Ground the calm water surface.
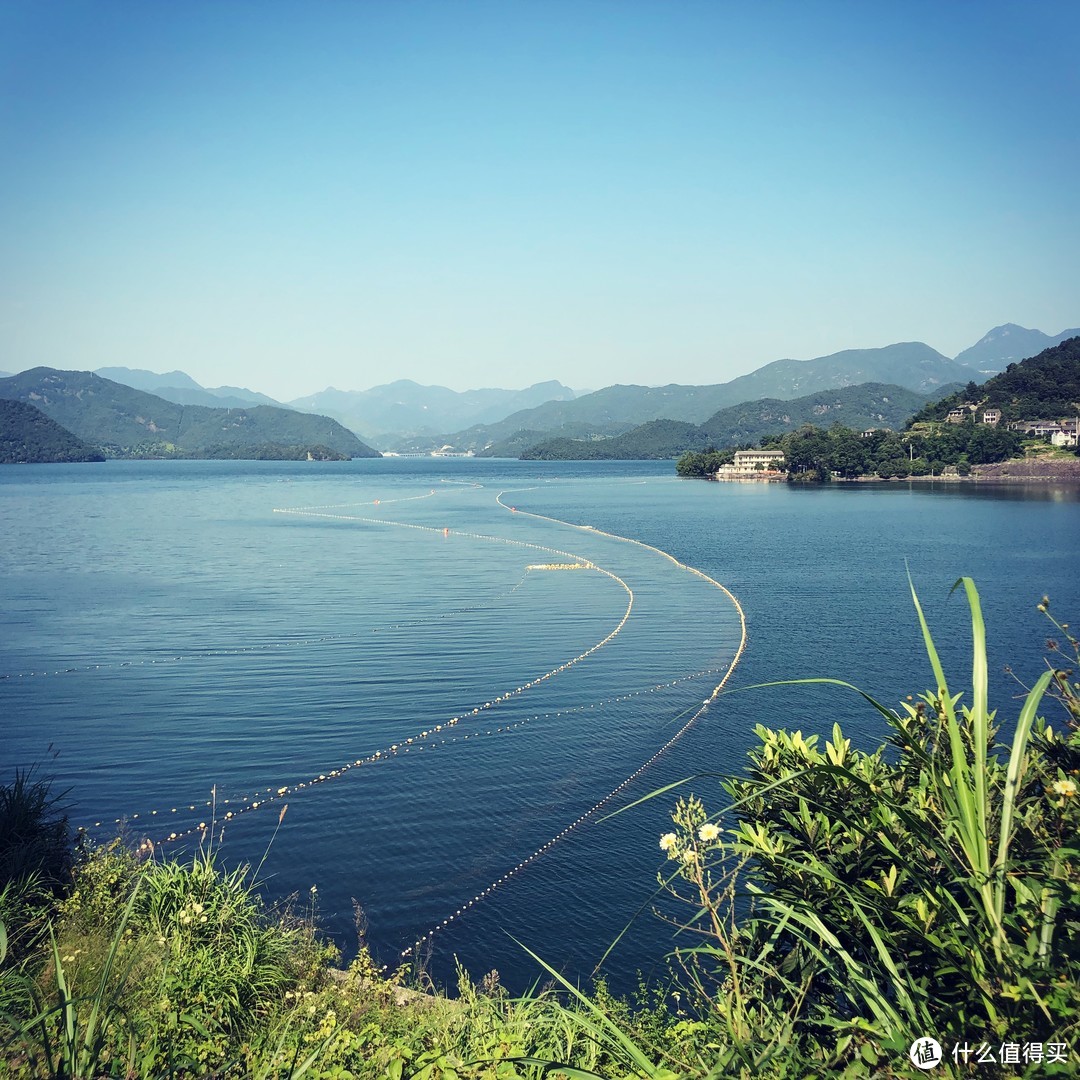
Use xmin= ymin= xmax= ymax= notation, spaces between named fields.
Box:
xmin=2 ymin=459 xmax=1077 ymax=992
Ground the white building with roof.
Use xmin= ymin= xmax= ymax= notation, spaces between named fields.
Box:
xmin=716 ymin=448 xmax=786 ymax=480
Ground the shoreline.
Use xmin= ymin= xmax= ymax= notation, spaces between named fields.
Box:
xmin=823 ymin=458 xmax=1080 ymax=484
xmin=968 ymin=458 xmax=1080 ymax=483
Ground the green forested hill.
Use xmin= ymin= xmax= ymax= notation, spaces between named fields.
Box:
xmin=519 ymin=420 xmax=702 ymax=460
xmin=697 ymin=382 xmax=933 ymax=444
xmin=909 ymin=336 xmax=1080 ymax=423
xmin=520 ymin=383 xmax=936 ymax=459
xmin=478 ymin=422 xmax=634 ymax=458
xmin=0 ymin=399 xmax=106 ymax=463
xmin=0 ymin=368 xmax=380 ymax=458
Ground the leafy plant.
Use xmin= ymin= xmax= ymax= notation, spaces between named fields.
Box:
xmin=637 ymin=579 xmax=1080 ymax=1076
xmin=4 ymin=885 xmax=143 ymax=1079
xmin=128 ymin=849 xmax=300 ymax=1072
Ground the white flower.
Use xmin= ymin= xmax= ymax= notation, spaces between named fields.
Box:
xmin=659 ymin=832 xmax=677 ymax=852
xmin=698 ymin=822 xmax=721 ymax=843
xmin=1051 ymin=778 xmax=1078 ymax=797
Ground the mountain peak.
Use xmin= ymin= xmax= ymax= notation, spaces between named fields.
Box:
xmin=95 ymin=366 xmax=204 ymax=392
xmin=955 ymin=324 xmax=1080 ymax=374
xmin=976 ymin=323 xmax=1032 ymax=342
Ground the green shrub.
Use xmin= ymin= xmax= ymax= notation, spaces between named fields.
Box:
xmin=651 ymin=580 xmax=1080 ymax=1076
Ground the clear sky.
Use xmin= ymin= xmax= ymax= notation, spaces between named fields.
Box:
xmin=1 ymin=1 xmax=1077 ymax=401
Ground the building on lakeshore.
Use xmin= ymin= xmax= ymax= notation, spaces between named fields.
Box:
xmin=716 ymin=448 xmax=786 ymax=481
xmin=1051 ymin=422 xmax=1079 ymax=448
xmin=1003 ymin=418 xmax=1080 ymax=446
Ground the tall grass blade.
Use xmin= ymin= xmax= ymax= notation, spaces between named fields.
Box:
xmin=995 ymin=669 xmax=1054 ymax=930
xmin=509 ymin=936 xmax=666 ymax=1077
xmin=957 ymin=577 xmax=991 ymax=881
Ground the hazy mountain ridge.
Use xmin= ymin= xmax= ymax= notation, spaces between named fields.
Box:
xmin=141 ymin=385 xmax=286 ymax=410
xmin=420 ymin=343 xmax=980 ymax=453
xmin=406 ymin=384 xmax=713 ymax=454
xmin=515 ymin=383 xmax=937 ymax=460
xmin=96 ymin=367 xmax=285 ymax=410
xmin=716 ymin=342 xmax=974 ymax=401
xmin=0 ymin=369 xmax=379 ymax=458
xmin=953 ymin=324 xmax=1080 ymax=374
xmin=94 ymin=366 xmax=205 ymax=392
xmin=290 ymin=379 xmax=576 ymax=442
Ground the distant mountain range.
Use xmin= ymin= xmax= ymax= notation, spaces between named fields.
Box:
xmin=417 ymin=342 xmax=976 ymax=455
xmin=288 ymin=379 xmax=577 ymax=440
xmin=514 ymin=383 xmax=939 ymax=460
xmin=2 ymin=322 xmax=1074 ymax=455
xmin=0 ymin=369 xmax=379 ymax=459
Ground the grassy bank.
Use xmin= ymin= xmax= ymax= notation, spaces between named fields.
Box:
xmin=2 ymin=582 xmax=1078 ymax=1077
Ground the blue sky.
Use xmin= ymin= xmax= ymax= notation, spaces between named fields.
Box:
xmin=1 ymin=1 xmax=1077 ymax=400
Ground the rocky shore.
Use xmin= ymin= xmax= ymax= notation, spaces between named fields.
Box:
xmin=971 ymin=458 xmax=1080 ymax=483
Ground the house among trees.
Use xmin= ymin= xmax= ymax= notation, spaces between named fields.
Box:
xmin=982 ymin=408 xmax=1001 ymax=426
xmin=716 ymin=448 xmax=786 ymax=480
xmin=1050 ymin=418 xmax=1079 ymax=448
xmin=1010 ymin=419 xmax=1067 ymax=437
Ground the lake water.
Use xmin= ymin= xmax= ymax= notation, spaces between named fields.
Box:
xmin=2 ymin=459 xmax=1078 ymax=993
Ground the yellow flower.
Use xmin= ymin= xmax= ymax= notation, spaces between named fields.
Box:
xmin=659 ymin=832 xmax=677 ymax=852
xmin=698 ymin=822 xmax=721 ymax=843
xmin=1051 ymin=778 xmax=1078 ymax=797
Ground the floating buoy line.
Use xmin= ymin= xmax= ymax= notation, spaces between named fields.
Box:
xmin=394 ymin=490 xmax=747 ymax=964
xmin=91 ymin=664 xmax=729 ymax=849
xmin=84 ymin=494 xmax=636 ymax=842
xmin=69 ymin=480 xmax=747 ymax=976
xmin=278 ymin=489 xmax=443 ymax=512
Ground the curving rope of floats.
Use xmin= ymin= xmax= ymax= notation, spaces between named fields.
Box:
xmin=95 ymin=499 xmax=636 ymax=845
xmin=97 ymin=664 xmax=728 ymax=848
xmin=279 ymin=489 xmax=442 ymax=511
xmin=396 ymin=487 xmax=748 ymax=961
xmin=67 ymin=479 xmax=747 ymax=975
